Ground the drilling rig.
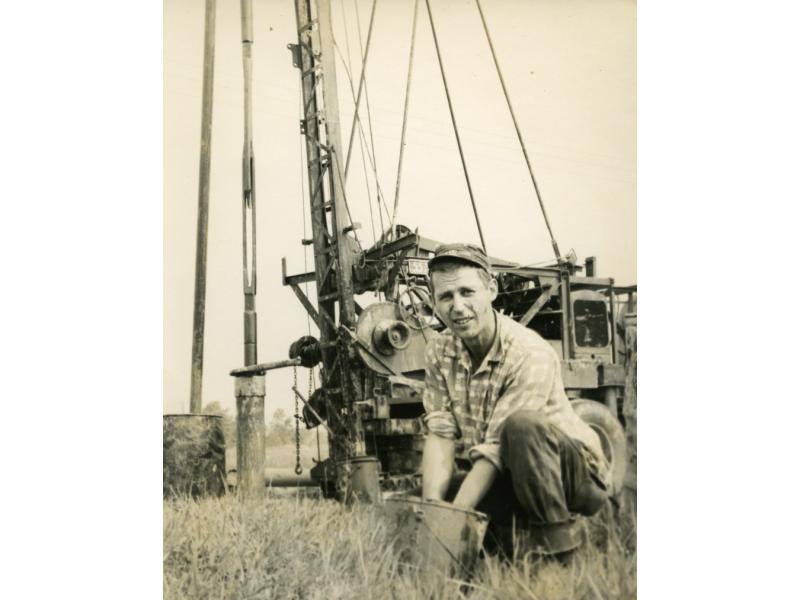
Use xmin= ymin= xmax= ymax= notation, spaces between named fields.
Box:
xmin=269 ymin=0 xmax=636 ymax=499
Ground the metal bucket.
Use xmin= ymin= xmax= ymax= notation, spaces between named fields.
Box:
xmin=163 ymin=414 xmax=226 ymax=499
xmin=383 ymin=497 xmax=489 ymax=579
xmin=336 ymin=455 xmax=382 ymax=504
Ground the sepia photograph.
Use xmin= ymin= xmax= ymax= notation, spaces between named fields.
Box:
xmin=164 ymin=0 xmax=635 ymax=596
xmin=6 ymin=2 xmax=800 ymax=598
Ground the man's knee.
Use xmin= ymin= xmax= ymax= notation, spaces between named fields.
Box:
xmin=502 ymin=410 xmax=550 ymax=442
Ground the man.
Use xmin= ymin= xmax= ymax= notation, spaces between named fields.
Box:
xmin=420 ymin=243 xmax=610 ymax=554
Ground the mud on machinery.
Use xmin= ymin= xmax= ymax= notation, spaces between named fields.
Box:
xmin=280 ymin=226 xmax=636 ymax=499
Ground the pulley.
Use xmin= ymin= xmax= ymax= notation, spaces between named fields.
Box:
xmin=372 ymin=319 xmax=411 ymax=356
xmin=288 ymin=335 xmax=322 ymax=368
xmin=355 ymin=302 xmax=431 ymax=375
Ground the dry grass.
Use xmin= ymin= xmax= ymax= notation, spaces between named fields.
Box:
xmin=163 ymin=490 xmax=636 ymax=599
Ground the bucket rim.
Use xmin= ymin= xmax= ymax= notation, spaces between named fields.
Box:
xmin=385 ymin=496 xmax=489 ymax=520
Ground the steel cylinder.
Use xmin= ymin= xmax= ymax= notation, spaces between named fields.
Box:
xmin=235 ymin=375 xmax=266 ymax=495
xmin=163 ymin=414 xmax=226 ymax=499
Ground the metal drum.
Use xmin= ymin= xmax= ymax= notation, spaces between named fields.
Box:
xmin=336 ymin=456 xmax=382 ymax=504
xmin=383 ymin=497 xmax=489 ymax=579
xmin=163 ymin=414 xmax=226 ymax=499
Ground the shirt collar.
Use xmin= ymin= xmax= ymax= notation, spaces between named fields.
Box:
xmin=485 ymin=312 xmax=505 ymax=365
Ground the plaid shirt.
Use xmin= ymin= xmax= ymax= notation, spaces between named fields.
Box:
xmin=422 ymin=312 xmax=610 ymax=482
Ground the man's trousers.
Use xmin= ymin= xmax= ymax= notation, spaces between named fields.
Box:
xmin=446 ymin=410 xmax=609 ymax=553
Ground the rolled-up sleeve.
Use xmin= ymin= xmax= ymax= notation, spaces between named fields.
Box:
xmin=468 ymin=348 xmax=555 ymax=470
xmin=422 ymin=341 xmax=459 ymax=439
xmin=468 ymin=442 xmax=502 ymax=470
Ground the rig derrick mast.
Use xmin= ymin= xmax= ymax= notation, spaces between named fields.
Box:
xmin=289 ymin=0 xmax=363 ymax=485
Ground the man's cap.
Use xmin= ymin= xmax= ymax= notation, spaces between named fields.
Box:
xmin=428 ymin=243 xmax=492 ymax=273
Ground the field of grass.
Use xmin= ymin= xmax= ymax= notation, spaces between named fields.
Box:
xmin=163 ymin=489 xmax=636 ymax=599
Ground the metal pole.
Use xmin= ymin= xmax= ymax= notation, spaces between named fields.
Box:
xmin=292 ymin=0 xmax=346 ymax=467
xmin=235 ymin=375 xmax=266 ymax=495
xmin=230 ymin=357 xmax=302 ymax=377
xmin=317 ymin=0 xmax=363 ymax=462
xmin=189 ymin=0 xmax=217 ymax=414
xmin=317 ymin=0 xmax=357 ymax=328
xmin=240 ymin=0 xmax=258 ymax=366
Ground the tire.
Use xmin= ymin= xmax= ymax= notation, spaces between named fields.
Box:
xmin=571 ymin=399 xmax=627 ymax=497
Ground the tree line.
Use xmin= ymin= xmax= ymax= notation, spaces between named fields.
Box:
xmin=203 ymin=401 xmax=318 ymax=447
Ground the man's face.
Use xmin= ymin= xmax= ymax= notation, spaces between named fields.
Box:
xmin=430 ymin=265 xmax=498 ymax=343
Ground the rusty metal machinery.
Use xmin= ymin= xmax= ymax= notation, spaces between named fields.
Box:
xmin=354 ymin=302 xmax=429 ymax=375
xmin=274 ymin=0 xmax=637 ymax=498
xmin=281 ymin=226 xmax=635 ymax=496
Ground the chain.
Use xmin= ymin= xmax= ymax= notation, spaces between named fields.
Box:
xmin=309 ymin=367 xmax=322 ymax=463
xmin=293 ymin=366 xmax=302 ymax=475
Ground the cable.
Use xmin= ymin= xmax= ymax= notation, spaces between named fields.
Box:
xmin=474 ymin=0 xmax=561 ymax=260
xmin=332 ymin=40 xmax=393 ymax=229
xmin=332 ymin=22 xmax=392 ymax=228
xmin=423 ymin=0 xmax=487 ymax=253
xmin=334 ymin=39 xmax=380 ymax=244
xmin=338 ymin=1 xmax=378 ymax=245
xmin=389 ymin=0 xmax=420 ymax=239
xmin=330 ymin=147 xmax=363 ymax=250
xmin=343 ymin=0 xmax=378 ymax=181
xmin=352 ymin=0 xmax=386 ymax=237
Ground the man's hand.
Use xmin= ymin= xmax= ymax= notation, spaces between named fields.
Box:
xmin=421 ymin=434 xmax=455 ymax=500
xmin=452 ymin=458 xmax=499 ymax=509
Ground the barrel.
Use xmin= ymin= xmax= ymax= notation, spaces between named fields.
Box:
xmin=163 ymin=414 xmax=226 ymax=499
xmin=336 ymin=455 xmax=382 ymax=504
xmin=383 ymin=497 xmax=489 ymax=579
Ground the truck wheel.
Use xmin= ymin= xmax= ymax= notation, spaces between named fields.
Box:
xmin=571 ymin=399 xmax=627 ymax=497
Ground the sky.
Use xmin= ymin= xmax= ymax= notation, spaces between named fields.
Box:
xmin=164 ymin=0 xmax=636 ymax=417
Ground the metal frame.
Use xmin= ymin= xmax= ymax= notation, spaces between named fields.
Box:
xmin=291 ymin=0 xmax=365 ymax=463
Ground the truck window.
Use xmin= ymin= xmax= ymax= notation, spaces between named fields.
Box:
xmin=574 ymin=300 xmax=609 ymax=347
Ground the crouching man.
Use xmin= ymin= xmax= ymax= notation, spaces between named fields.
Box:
xmin=421 ymin=243 xmax=610 ymax=556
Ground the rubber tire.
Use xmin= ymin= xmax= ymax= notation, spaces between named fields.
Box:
xmin=571 ymin=399 xmax=627 ymax=497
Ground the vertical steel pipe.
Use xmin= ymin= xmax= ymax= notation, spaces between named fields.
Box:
xmin=240 ymin=0 xmax=257 ymax=366
xmin=189 ymin=0 xmax=217 ymax=414
xmin=235 ymin=375 xmax=266 ymax=495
